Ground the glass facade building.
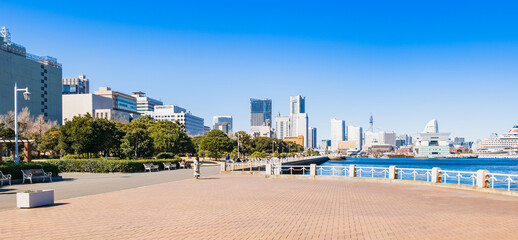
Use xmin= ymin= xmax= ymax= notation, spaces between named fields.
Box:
xmin=250 ymin=98 xmax=272 ymax=127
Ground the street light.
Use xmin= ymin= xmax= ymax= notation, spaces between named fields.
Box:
xmin=14 ymin=82 xmax=30 ymax=164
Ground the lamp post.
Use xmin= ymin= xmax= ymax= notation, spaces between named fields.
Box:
xmin=14 ymin=83 xmax=31 ymax=164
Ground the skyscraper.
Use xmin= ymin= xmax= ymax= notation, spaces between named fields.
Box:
xmin=308 ymin=127 xmax=317 ymax=149
xmin=347 ymin=126 xmax=363 ymax=150
xmin=330 ymin=118 xmax=346 ymax=151
xmin=250 ymin=98 xmax=273 ymax=137
xmin=289 ymin=96 xmax=309 ymax=148
xmin=0 ymin=26 xmax=62 ymax=123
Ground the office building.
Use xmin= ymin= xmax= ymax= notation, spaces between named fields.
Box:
xmin=250 ymin=98 xmax=272 ymax=137
xmin=213 ymin=116 xmax=233 ymax=134
xmin=250 ymin=98 xmax=272 ymax=127
xmin=62 ymin=74 xmax=89 ymax=94
xmin=62 ymin=94 xmax=131 ymax=122
xmin=132 ymin=91 xmax=163 ymax=114
xmin=0 ymin=26 xmax=62 ymax=123
xmin=413 ymin=119 xmax=451 ymax=157
xmin=330 ymin=118 xmax=346 ymax=151
xmin=347 ymin=126 xmax=363 ymax=151
xmin=275 ymin=114 xmax=290 ymax=140
xmin=94 ymin=87 xmax=140 ymax=120
xmin=144 ymin=105 xmax=205 ymax=136
xmin=289 ymin=96 xmax=309 ymax=148
xmin=308 ymin=127 xmax=317 ymax=149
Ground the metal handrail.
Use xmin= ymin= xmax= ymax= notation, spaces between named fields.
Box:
xmin=489 ymin=173 xmax=518 ymax=191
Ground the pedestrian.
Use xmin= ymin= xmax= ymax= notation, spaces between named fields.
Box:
xmin=193 ymin=156 xmax=201 ymax=179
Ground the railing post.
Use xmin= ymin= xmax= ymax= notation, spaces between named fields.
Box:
xmin=431 ymin=167 xmax=441 ymax=183
xmin=220 ymin=161 xmax=227 ymax=172
xmin=274 ymin=163 xmax=282 ymax=175
xmin=349 ymin=165 xmax=356 ymax=177
xmin=389 ymin=166 xmax=398 ymax=179
xmin=476 ymin=170 xmax=489 ymax=188
xmin=265 ymin=164 xmax=272 ymax=176
xmin=310 ymin=164 xmax=316 ymax=176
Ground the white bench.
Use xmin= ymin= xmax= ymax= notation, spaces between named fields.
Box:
xmin=163 ymin=162 xmax=176 ymax=170
xmin=143 ymin=163 xmax=159 ymax=172
xmin=21 ymin=169 xmax=52 ymax=184
xmin=0 ymin=170 xmax=11 ymax=186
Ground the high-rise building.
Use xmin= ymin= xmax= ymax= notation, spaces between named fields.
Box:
xmin=321 ymin=140 xmax=331 ymax=151
xmin=330 ymin=118 xmax=346 ymax=151
xmin=144 ymin=105 xmax=205 ymax=136
xmin=275 ymin=114 xmax=290 ymax=140
xmin=289 ymin=96 xmax=309 ymax=148
xmin=62 ymin=74 xmax=89 ymax=94
xmin=0 ymin=26 xmax=62 ymax=123
xmin=250 ymin=98 xmax=272 ymax=127
xmin=132 ymin=91 xmax=163 ymax=114
xmin=213 ymin=116 xmax=233 ymax=134
xmin=290 ymin=96 xmax=305 ymax=115
xmin=250 ymin=98 xmax=272 ymax=137
xmin=308 ymin=127 xmax=317 ymax=149
xmin=364 ymin=131 xmax=396 ymax=147
xmin=347 ymin=126 xmax=363 ymax=150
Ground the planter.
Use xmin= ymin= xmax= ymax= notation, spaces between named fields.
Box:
xmin=17 ymin=190 xmax=54 ymax=208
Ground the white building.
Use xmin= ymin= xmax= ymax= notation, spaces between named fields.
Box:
xmin=275 ymin=115 xmax=290 ymax=140
xmin=330 ymin=118 xmax=346 ymax=151
xmin=289 ymin=96 xmax=309 ymax=148
xmin=413 ymin=119 xmax=451 ymax=158
xmin=144 ymin=105 xmax=205 ymax=136
xmin=62 ymin=74 xmax=89 ymax=94
xmin=308 ymin=127 xmax=317 ymax=149
xmin=364 ymin=131 xmax=396 ymax=148
xmin=62 ymin=94 xmax=135 ymax=123
xmin=347 ymin=126 xmax=363 ymax=151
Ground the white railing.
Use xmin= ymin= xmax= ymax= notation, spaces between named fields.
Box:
xmin=489 ymin=173 xmax=518 ymax=191
xmin=316 ymin=166 xmax=349 ymax=176
xmin=227 ymin=156 xmax=323 ymax=172
xmin=357 ymin=167 xmax=389 ymax=178
xmin=398 ymin=168 xmax=432 ymax=182
xmin=440 ymin=170 xmax=477 ymax=186
xmin=281 ymin=165 xmax=310 ymax=175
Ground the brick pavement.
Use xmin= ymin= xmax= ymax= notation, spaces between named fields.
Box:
xmin=2 ymin=174 xmax=518 ymax=239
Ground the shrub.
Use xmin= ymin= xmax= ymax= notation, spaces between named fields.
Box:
xmin=156 ymin=152 xmax=175 ymax=159
xmin=0 ymin=162 xmax=59 ymax=180
xmin=46 ymin=157 xmax=182 ymax=173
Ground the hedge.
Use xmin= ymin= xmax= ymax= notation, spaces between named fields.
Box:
xmin=46 ymin=158 xmax=182 ymax=173
xmin=0 ymin=162 xmax=60 ymax=180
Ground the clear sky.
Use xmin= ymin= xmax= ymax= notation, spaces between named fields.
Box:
xmin=2 ymin=0 xmax=518 ymax=142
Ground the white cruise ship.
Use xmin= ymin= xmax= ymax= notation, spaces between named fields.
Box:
xmin=474 ymin=126 xmax=518 ymax=156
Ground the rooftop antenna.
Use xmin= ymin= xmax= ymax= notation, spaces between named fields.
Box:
xmin=1 ymin=26 xmax=11 ymax=44
xmin=369 ymin=113 xmax=374 ymax=132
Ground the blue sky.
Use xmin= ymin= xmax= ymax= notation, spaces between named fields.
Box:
xmin=2 ymin=0 xmax=518 ymax=141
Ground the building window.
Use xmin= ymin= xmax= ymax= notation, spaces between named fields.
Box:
xmin=44 ymin=91 xmax=47 ymax=95
xmin=41 ymin=80 xmax=44 ymax=83
xmin=41 ymin=72 xmax=44 ymax=76
xmin=41 ymin=87 xmax=44 ymax=91
xmin=41 ymin=65 xmax=44 ymax=69
xmin=44 ymin=113 xmax=48 ymax=117
xmin=44 ymin=106 xmax=47 ymax=109
xmin=41 ymin=109 xmax=44 ymax=113
xmin=44 ymin=98 xmax=48 ymax=102
xmin=41 ymin=94 xmax=44 ymax=98
xmin=44 ymin=84 xmax=47 ymax=88
xmin=44 ymin=69 xmax=47 ymax=73
xmin=44 ymin=76 xmax=47 ymax=80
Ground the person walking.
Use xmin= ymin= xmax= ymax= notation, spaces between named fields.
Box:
xmin=193 ymin=156 xmax=201 ymax=179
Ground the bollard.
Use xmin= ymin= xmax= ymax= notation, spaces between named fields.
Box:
xmin=265 ymin=164 xmax=272 ymax=176
xmin=476 ymin=170 xmax=490 ymax=188
xmin=220 ymin=161 xmax=227 ymax=172
xmin=431 ymin=167 xmax=441 ymax=183
xmin=349 ymin=165 xmax=356 ymax=177
xmin=389 ymin=166 xmax=398 ymax=179
xmin=274 ymin=163 xmax=282 ymax=175
xmin=310 ymin=164 xmax=316 ymax=176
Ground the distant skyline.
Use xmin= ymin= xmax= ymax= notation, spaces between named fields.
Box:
xmin=2 ymin=1 xmax=518 ymax=141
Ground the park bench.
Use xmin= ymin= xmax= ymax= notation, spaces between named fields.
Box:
xmin=143 ymin=163 xmax=159 ymax=172
xmin=21 ymin=169 xmax=52 ymax=184
xmin=163 ymin=162 xmax=176 ymax=170
xmin=179 ymin=161 xmax=191 ymax=169
xmin=0 ymin=170 xmax=11 ymax=186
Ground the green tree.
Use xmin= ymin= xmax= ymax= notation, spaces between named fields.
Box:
xmin=94 ymin=118 xmax=123 ymax=156
xmin=199 ymin=129 xmax=233 ymax=160
xmin=58 ymin=114 xmax=101 ymax=157
xmin=149 ymin=120 xmax=195 ymax=155
xmin=234 ymin=131 xmax=252 ymax=156
xmin=120 ymin=121 xmax=154 ymax=158
xmin=38 ymin=127 xmax=60 ymax=156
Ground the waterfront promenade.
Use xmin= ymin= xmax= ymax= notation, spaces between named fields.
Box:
xmin=2 ymin=174 xmax=518 ymax=239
